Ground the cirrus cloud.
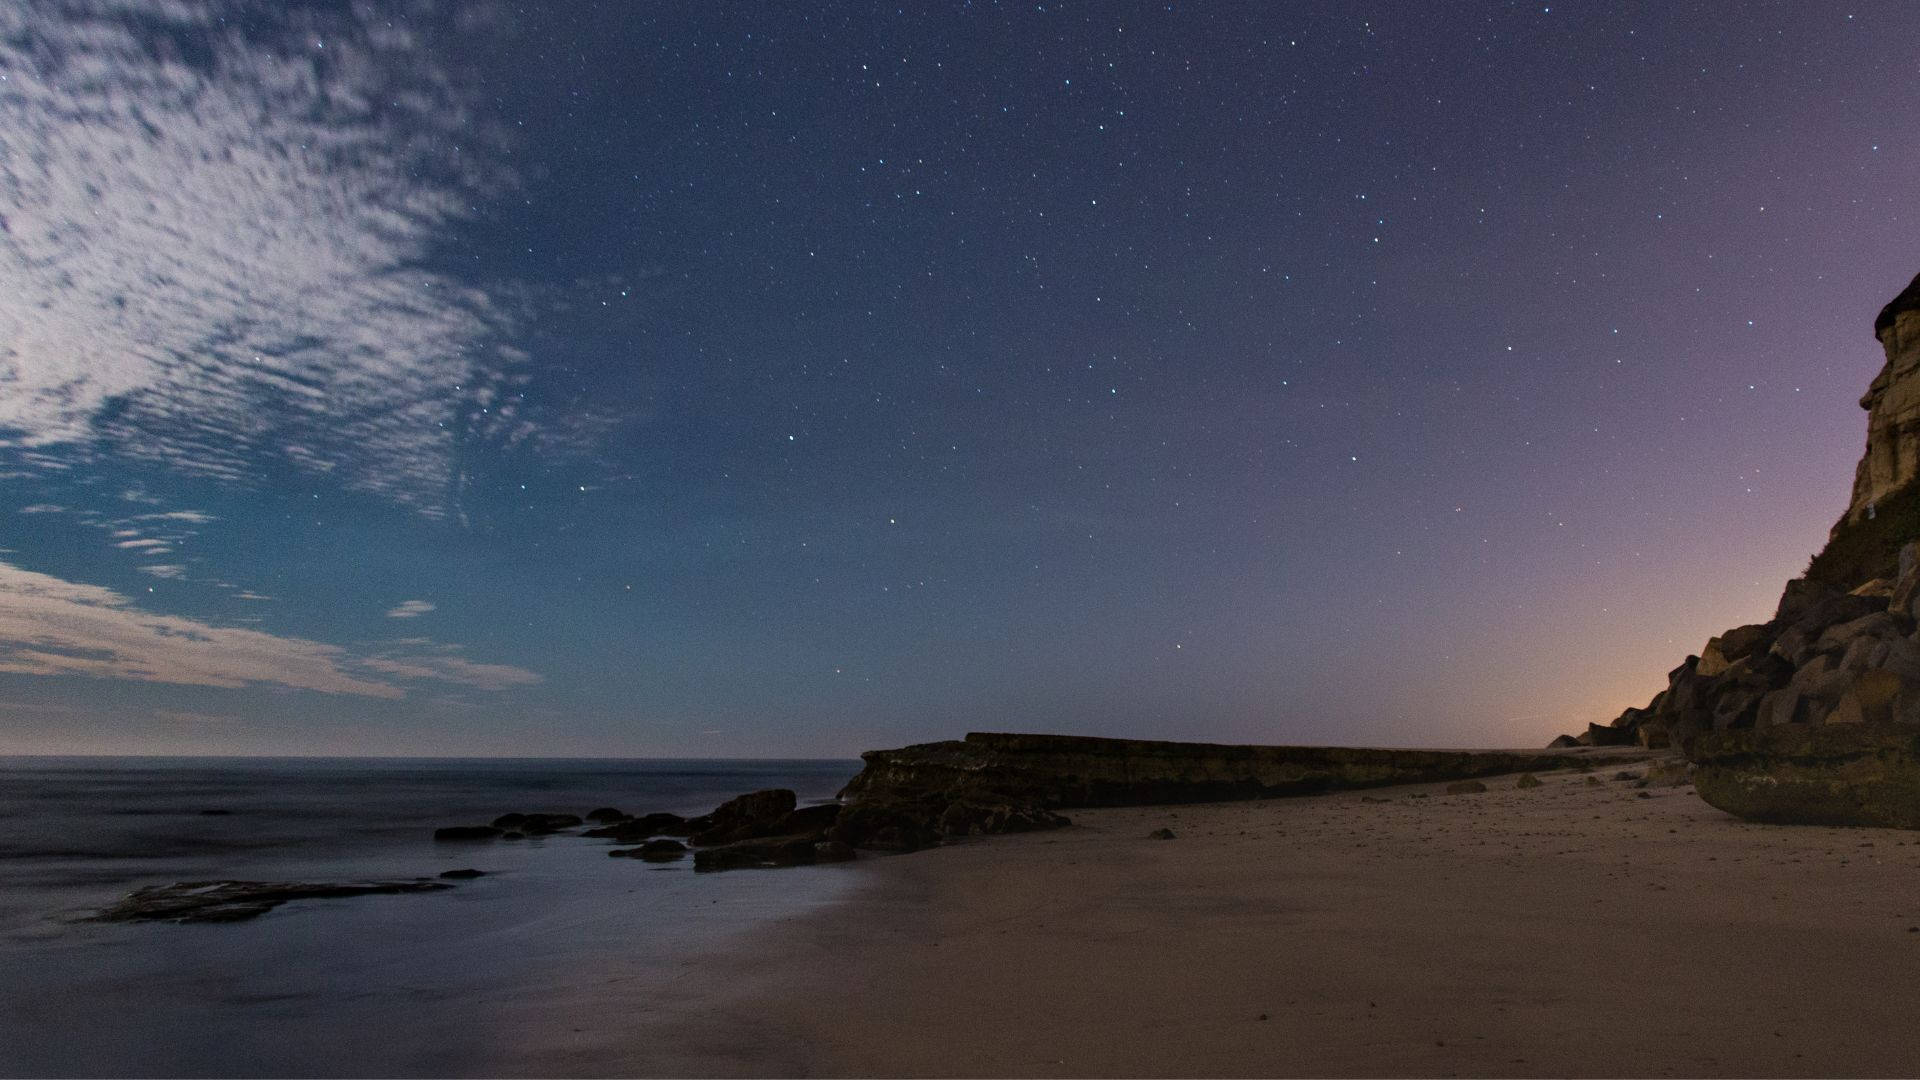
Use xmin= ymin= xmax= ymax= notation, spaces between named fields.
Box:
xmin=0 ymin=559 xmax=537 ymax=697
xmin=0 ymin=0 xmax=536 ymax=516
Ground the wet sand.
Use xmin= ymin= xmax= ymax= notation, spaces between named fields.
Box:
xmin=609 ymin=764 xmax=1920 ymax=1078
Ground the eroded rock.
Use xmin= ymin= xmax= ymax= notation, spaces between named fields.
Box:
xmin=1688 ymin=723 xmax=1920 ymax=828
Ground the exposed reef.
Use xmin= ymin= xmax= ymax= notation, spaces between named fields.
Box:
xmin=94 ymin=879 xmax=452 ymax=923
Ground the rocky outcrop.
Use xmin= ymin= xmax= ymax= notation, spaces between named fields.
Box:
xmin=689 ymin=789 xmax=796 ymax=845
xmin=692 ymin=834 xmax=833 ymax=872
xmin=842 ymin=732 xmax=1640 ymax=809
xmin=830 ymin=732 xmax=1643 ymax=851
xmin=1688 ymin=724 xmax=1920 ymax=828
xmin=581 ymin=811 xmax=691 ymax=842
xmin=94 ymin=879 xmax=452 ymax=923
xmin=1577 ymin=271 xmax=1920 ymax=828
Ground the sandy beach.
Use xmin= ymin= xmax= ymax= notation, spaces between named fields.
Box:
xmin=595 ymin=764 xmax=1920 ymax=1079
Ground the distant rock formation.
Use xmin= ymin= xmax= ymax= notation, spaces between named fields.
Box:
xmin=1570 ymin=270 xmax=1920 ymax=827
xmin=832 ymin=732 xmax=1646 ymax=851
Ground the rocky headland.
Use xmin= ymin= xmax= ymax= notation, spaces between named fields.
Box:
xmin=1558 ymin=270 xmax=1920 ymax=828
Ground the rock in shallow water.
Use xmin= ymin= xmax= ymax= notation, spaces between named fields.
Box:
xmin=490 ymin=812 xmax=582 ymax=834
xmin=689 ymin=789 xmax=799 ymax=846
xmin=94 ymin=879 xmax=452 ymax=923
xmin=582 ymin=811 xmax=690 ymax=842
xmin=609 ymin=839 xmax=688 ymax=861
xmin=433 ymin=825 xmax=502 ymax=841
xmin=692 ymin=834 xmax=820 ymax=872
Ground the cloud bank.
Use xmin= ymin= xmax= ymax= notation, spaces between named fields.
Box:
xmin=0 ymin=560 xmax=538 ymax=697
xmin=385 ymin=599 xmax=436 ymax=619
xmin=0 ymin=1 xmax=535 ymax=515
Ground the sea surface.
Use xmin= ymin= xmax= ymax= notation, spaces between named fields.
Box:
xmin=0 ymin=756 xmax=862 ymax=1078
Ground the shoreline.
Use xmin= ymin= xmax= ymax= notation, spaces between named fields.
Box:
xmin=610 ymin=764 xmax=1920 ymax=1079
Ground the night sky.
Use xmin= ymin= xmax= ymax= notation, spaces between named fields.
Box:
xmin=2 ymin=1 xmax=1917 ymax=758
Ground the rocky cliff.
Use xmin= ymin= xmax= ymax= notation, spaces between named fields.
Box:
xmin=1578 ymin=270 xmax=1920 ymax=827
xmin=1847 ymin=272 xmax=1920 ymax=526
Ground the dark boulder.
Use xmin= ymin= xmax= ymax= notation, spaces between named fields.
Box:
xmin=433 ymin=825 xmax=502 ymax=841
xmin=1582 ymin=722 xmax=1638 ymax=747
xmin=438 ymin=868 xmax=487 ymax=879
xmin=1515 ymin=773 xmax=1542 ymax=789
xmin=585 ymin=807 xmax=627 ymax=823
xmin=828 ymin=798 xmax=945 ymax=853
xmin=690 ymin=789 xmax=798 ymax=846
xmin=773 ymin=801 xmax=842 ymax=836
xmin=692 ymin=834 xmax=820 ymax=872
xmin=583 ymin=811 xmax=690 ymax=842
xmin=1546 ymin=734 xmax=1581 ymax=749
xmin=1148 ymin=827 xmax=1177 ymax=840
xmin=490 ymin=813 xmax=582 ymax=834
xmin=610 ymin=838 xmax=688 ymax=861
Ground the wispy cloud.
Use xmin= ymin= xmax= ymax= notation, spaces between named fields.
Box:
xmin=385 ymin=599 xmax=437 ymax=619
xmin=0 ymin=1 xmax=538 ymax=516
xmin=363 ymin=654 xmax=542 ymax=692
xmin=0 ymin=559 xmax=401 ymax=697
xmin=17 ymin=504 xmax=64 ymax=514
xmin=0 ymin=560 xmax=538 ymax=697
xmin=137 ymin=564 xmax=188 ymax=580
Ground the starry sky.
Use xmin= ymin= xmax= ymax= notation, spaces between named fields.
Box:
xmin=2 ymin=1 xmax=1917 ymax=758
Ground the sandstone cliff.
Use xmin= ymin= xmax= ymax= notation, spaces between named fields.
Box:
xmin=1580 ymin=270 xmax=1920 ymax=828
xmin=1847 ymin=272 xmax=1920 ymax=526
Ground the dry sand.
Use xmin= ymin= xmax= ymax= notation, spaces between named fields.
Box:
xmin=542 ymin=765 xmax=1920 ymax=1077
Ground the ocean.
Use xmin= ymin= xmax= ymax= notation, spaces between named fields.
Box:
xmin=0 ymin=756 xmax=863 ymax=1077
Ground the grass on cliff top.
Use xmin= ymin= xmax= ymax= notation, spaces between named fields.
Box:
xmin=1805 ymin=479 xmax=1920 ymax=591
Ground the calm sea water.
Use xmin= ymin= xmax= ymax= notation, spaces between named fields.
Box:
xmin=0 ymin=756 xmax=862 ymax=1078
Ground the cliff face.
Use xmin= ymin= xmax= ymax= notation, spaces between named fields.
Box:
xmin=1845 ymin=272 xmax=1920 ymax=527
xmin=1587 ymin=270 xmax=1920 ymax=828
